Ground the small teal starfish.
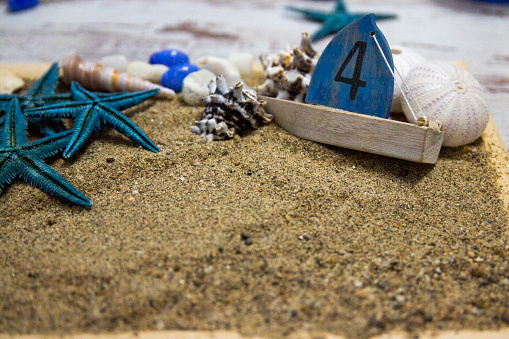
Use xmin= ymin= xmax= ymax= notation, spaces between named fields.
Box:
xmin=0 ymin=99 xmax=92 ymax=207
xmin=287 ymin=0 xmax=396 ymax=41
xmin=0 ymin=62 xmax=70 ymax=136
xmin=25 ymin=82 xmax=160 ymax=159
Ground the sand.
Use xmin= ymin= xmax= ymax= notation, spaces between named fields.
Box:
xmin=1 ymin=71 xmax=509 ymax=338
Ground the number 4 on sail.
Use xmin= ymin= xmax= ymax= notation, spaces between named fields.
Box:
xmin=306 ymin=14 xmax=394 ymax=118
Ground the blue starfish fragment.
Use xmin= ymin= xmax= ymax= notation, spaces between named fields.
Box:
xmin=0 ymin=62 xmax=70 ymax=136
xmin=287 ymin=0 xmax=396 ymax=41
xmin=25 ymin=82 xmax=160 ymax=159
xmin=0 ymin=99 xmax=92 ymax=207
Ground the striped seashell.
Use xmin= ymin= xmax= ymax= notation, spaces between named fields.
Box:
xmin=401 ymin=60 xmax=489 ymax=147
xmin=61 ymin=55 xmax=175 ymax=99
xmin=390 ymin=46 xmax=426 ymax=113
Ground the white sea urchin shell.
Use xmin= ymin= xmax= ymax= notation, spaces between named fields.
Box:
xmin=390 ymin=46 xmax=426 ymax=113
xmin=401 ymin=60 xmax=489 ymax=147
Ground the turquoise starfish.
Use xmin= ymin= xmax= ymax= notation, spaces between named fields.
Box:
xmin=25 ymin=82 xmax=160 ymax=159
xmin=0 ymin=99 xmax=92 ymax=207
xmin=287 ymin=0 xmax=396 ymax=41
xmin=0 ymin=62 xmax=70 ymax=136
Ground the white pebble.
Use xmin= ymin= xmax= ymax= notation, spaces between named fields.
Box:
xmin=127 ymin=61 xmax=168 ymax=83
xmin=99 ymin=54 xmax=128 ymax=72
xmin=150 ymin=64 xmax=169 ymax=83
xmin=228 ymin=52 xmax=254 ymax=76
xmin=182 ymin=69 xmax=217 ymax=106
xmin=0 ymin=68 xmax=24 ymax=94
xmin=194 ymin=55 xmax=242 ymax=86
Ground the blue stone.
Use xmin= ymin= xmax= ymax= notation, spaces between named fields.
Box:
xmin=7 ymin=0 xmax=38 ymax=12
xmin=149 ymin=49 xmax=189 ymax=68
xmin=161 ymin=63 xmax=200 ymax=93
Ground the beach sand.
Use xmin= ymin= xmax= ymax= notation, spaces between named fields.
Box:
xmin=1 ymin=70 xmax=509 ymax=338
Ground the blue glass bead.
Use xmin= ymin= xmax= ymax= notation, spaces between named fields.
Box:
xmin=161 ymin=63 xmax=200 ymax=93
xmin=7 ymin=0 xmax=38 ymax=12
xmin=149 ymin=49 xmax=189 ymax=68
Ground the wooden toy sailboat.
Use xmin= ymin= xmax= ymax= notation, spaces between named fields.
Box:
xmin=261 ymin=14 xmax=444 ymax=164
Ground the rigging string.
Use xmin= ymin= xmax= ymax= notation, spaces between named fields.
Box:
xmin=370 ymin=33 xmax=428 ymax=126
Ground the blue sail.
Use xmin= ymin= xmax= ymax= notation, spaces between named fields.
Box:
xmin=306 ymin=14 xmax=394 ymax=119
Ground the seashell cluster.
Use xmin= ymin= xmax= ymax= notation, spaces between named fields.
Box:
xmin=401 ymin=60 xmax=489 ymax=147
xmin=390 ymin=46 xmax=426 ymax=113
xmin=61 ymin=55 xmax=175 ymax=99
xmin=257 ymin=33 xmax=319 ymax=102
xmin=191 ymin=76 xmax=272 ymax=141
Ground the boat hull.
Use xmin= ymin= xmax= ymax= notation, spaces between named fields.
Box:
xmin=261 ymin=96 xmax=444 ymax=164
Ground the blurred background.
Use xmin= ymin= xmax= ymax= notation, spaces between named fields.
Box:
xmin=1 ymin=0 xmax=508 ymax=146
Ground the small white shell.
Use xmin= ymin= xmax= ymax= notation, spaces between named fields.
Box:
xmin=390 ymin=46 xmax=426 ymax=113
xmin=99 ymin=55 xmax=129 ymax=72
xmin=194 ymin=55 xmax=242 ymax=86
xmin=227 ymin=52 xmax=254 ymax=75
xmin=401 ymin=60 xmax=489 ymax=147
xmin=62 ymin=55 xmax=175 ymax=99
xmin=182 ymin=69 xmax=217 ymax=106
xmin=127 ymin=61 xmax=168 ymax=83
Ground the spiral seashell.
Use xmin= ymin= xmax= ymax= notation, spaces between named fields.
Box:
xmin=390 ymin=46 xmax=426 ymax=113
xmin=61 ymin=55 xmax=175 ymax=99
xmin=401 ymin=60 xmax=489 ymax=147
xmin=191 ymin=76 xmax=272 ymax=141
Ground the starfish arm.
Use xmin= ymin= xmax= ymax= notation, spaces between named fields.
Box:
xmin=30 ymin=118 xmax=68 ymax=137
xmin=43 ymin=92 xmax=73 ymax=105
xmin=17 ymin=155 xmax=92 ymax=207
xmin=24 ymin=101 xmax=88 ymax=119
xmin=70 ymin=82 xmax=99 ymax=101
xmin=333 ymin=0 xmax=347 ymax=14
xmin=98 ymin=104 xmax=160 ymax=153
xmin=1 ymin=99 xmax=28 ymax=148
xmin=311 ymin=15 xmax=350 ymax=41
xmin=373 ymin=13 xmax=397 ymax=20
xmin=0 ymin=94 xmax=19 ymax=113
xmin=20 ymin=129 xmax=73 ymax=160
xmin=286 ymin=6 xmax=331 ymax=22
xmin=96 ymin=89 xmax=159 ymax=111
xmin=62 ymin=106 xmax=102 ymax=159
xmin=72 ymin=82 xmax=158 ymax=111
xmin=26 ymin=62 xmax=60 ymax=98
xmin=68 ymin=84 xmax=118 ymax=100
xmin=311 ymin=24 xmax=336 ymax=42
xmin=0 ymin=153 xmax=18 ymax=192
